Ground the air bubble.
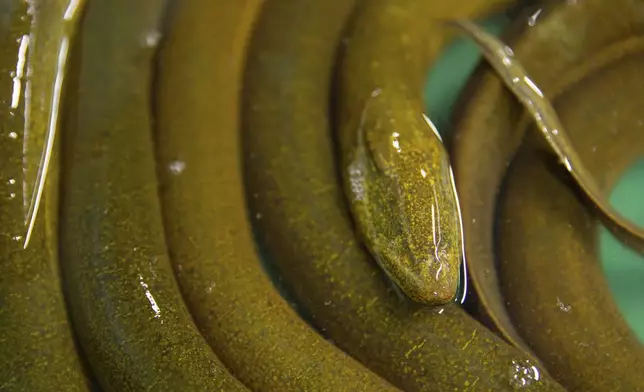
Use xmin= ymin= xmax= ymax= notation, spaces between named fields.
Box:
xmin=509 ymin=359 xmax=541 ymax=388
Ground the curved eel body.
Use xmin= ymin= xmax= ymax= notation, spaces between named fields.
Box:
xmin=451 ymin=19 xmax=644 ymax=255
xmin=243 ymin=0 xmax=565 ymax=390
xmin=58 ymin=0 xmax=248 ymax=390
xmin=0 ymin=1 xmax=91 ymax=390
xmin=154 ymin=0 xmax=399 ymax=390
xmin=451 ymin=1 xmax=644 ymax=389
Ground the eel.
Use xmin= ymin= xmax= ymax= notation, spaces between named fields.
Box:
xmin=451 ymin=0 xmax=644 ymax=355
xmin=451 ymin=0 xmax=644 ymax=390
xmin=154 ymin=0 xmax=399 ymax=390
xmin=451 ymin=18 xmax=644 ymax=256
xmin=242 ymin=0 xmax=565 ymax=389
xmin=0 ymin=1 xmax=91 ymax=390
xmin=58 ymin=0 xmax=248 ymax=390
xmin=496 ymin=36 xmax=644 ymax=392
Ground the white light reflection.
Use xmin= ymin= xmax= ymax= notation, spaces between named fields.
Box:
xmin=532 ymin=366 xmax=541 ymax=380
xmin=142 ymin=30 xmax=161 ymax=48
xmin=11 ymin=35 xmax=30 ymax=109
xmin=24 ymin=35 xmax=70 ymax=249
xmin=528 ymin=9 xmax=542 ymax=26
xmin=422 ymin=113 xmax=443 ymax=142
xmin=63 ymin=0 xmax=81 ymax=21
xmin=523 ymin=76 xmax=544 ymax=98
xmin=435 ymin=263 xmax=443 ymax=281
xmin=139 ymin=275 xmax=162 ymax=319
xmin=168 ymin=160 xmax=186 ymax=175
xmin=391 ymin=132 xmax=401 ymax=151
xmin=450 ymin=168 xmax=468 ymax=304
xmin=562 ymin=157 xmax=572 ymax=173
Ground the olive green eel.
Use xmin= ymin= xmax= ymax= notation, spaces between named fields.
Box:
xmin=496 ymin=36 xmax=644 ymax=392
xmin=452 ymin=0 xmax=644 ymax=390
xmin=451 ymin=0 xmax=644 ymax=356
xmin=335 ymin=2 xmax=469 ymax=306
xmin=452 ymin=18 xmax=644 ymax=258
xmin=58 ymin=0 xmax=248 ymax=390
xmin=153 ymin=0 xmax=399 ymax=390
xmin=0 ymin=1 xmax=90 ymax=390
xmin=243 ymin=0 xmax=564 ymax=390
xmin=1 ymin=0 xmax=637 ymax=390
